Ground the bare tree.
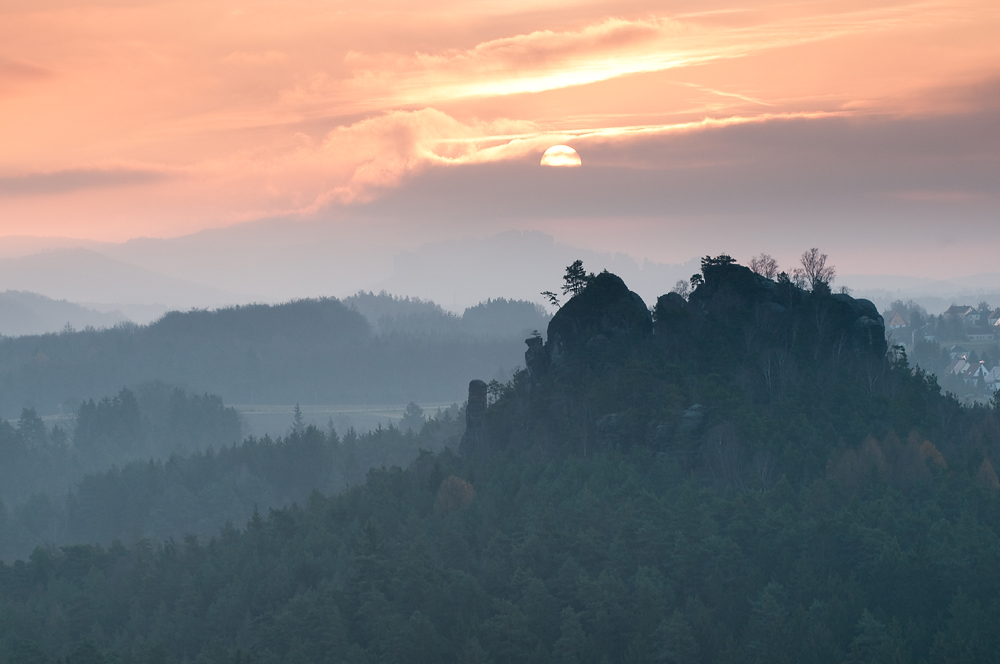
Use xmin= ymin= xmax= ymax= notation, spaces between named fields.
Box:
xmin=749 ymin=254 xmax=779 ymax=279
xmin=671 ymin=279 xmax=691 ymax=300
xmin=793 ymin=248 xmax=835 ymax=290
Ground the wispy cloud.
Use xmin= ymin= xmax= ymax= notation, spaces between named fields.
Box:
xmin=0 ymin=58 xmax=50 ymax=81
xmin=0 ymin=57 xmax=52 ymax=96
xmin=0 ymin=168 xmax=169 ymax=197
xmin=339 ymin=1 xmax=987 ymax=107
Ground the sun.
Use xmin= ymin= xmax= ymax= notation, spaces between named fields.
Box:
xmin=540 ymin=145 xmax=582 ymax=167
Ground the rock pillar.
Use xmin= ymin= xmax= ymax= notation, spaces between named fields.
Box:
xmin=459 ymin=379 xmax=488 ymax=456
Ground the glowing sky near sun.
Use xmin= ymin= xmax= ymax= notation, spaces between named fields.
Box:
xmin=1 ymin=0 xmax=999 ymax=266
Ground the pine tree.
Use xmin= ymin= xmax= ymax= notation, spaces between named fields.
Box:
xmin=292 ymin=403 xmax=305 ymax=435
xmin=562 ymin=260 xmax=594 ymax=297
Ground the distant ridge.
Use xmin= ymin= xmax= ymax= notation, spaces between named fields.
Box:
xmin=0 ymin=234 xmax=108 ymax=259
xmin=0 ymin=248 xmax=248 ymax=310
xmin=0 ymin=296 xmax=532 ymax=417
xmin=0 ymin=290 xmax=126 ymax=337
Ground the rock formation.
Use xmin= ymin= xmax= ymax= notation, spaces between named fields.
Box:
xmin=662 ymin=260 xmax=887 ymax=359
xmin=527 ymin=271 xmax=651 ymax=368
xmin=459 ymin=379 xmax=488 ymax=457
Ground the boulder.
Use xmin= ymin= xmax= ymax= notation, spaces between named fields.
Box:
xmin=546 ymin=272 xmax=651 ymax=363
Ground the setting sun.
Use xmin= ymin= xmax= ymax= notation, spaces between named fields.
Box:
xmin=540 ymin=145 xmax=582 ymax=167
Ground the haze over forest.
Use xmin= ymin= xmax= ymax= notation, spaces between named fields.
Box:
xmin=4 ymin=226 xmax=1000 ymax=334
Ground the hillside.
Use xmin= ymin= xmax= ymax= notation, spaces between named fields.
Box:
xmin=0 ymin=406 xmax=464 ymax=561
xmin=0 ymin=297 xmax=535 ymax=417
xmin=1 ymin=259 xmax=999 ymax=663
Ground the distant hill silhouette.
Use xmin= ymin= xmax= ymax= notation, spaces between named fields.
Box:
xmin=0 ymin=296 xmax=533 ymax=417
xmin=0 ymin=290 xmax=126 ymax=336
xmin=0 ymin=248 xmax=244 ymax=310
xmin=344 ymin=290 xmax=549 ymax=338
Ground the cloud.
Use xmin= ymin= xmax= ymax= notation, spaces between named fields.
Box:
xmin=294 ymin=107 xmax=850 ymax=206
xmin=300 ymin=109 xmax=541 ymax=204
xmin=0 ymin=57 xmax=52 ymax=96
xmin=188 ymin=106 xmax=848 ymax=218
xmin=339 ymin=1 xmax=988 ymax=106
xmin=0 ymin=58 xmax=50 ymax=81
xmin=2 ymin=0 xmax=998 ymax=249
xmin=0 ymin=167 xmax=169 ymax=197
xmin=356 ymin=104 xmax=1000 ymax=230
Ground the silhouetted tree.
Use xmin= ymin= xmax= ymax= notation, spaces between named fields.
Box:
xmin=562 ymin=260 xmax=594 ymax=297
xmin=749 ymin=254 xmax=779 ymax=279
xmin=794 ymin=248 xmax=835 ymax=290
xmin=541 ymin=291 xmax=561 ymax=308
xmin=400 ymin=402 xmax=425 ymax=433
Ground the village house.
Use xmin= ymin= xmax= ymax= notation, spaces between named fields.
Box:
xmin=963 ymin=361 xmax=989 ymax=385
xmin=945 ymin=357 xmax=969 ymax=376
xmin=887 ymin=311 xmax=908 ymax=330
xmin=985 ymin=366 xmax=1000 ymax=391
xmin=944 ymin=305 xmax=979 ymax=325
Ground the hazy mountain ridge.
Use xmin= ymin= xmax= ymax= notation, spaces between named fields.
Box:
xmin=6 ymin=226 xmax=1000 ymax=318
xmin=0 ymin=248 xmax=247 ymax=315
xmin=0 ymin=290 xmax=127 ymax=337
xmin=0 ymin=225 xmax=700 ymax=312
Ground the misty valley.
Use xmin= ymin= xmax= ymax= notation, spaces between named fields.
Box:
xmin=2 ymin=258 xmax=1000 ymax=664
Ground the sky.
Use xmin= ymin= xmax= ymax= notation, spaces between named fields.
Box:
xmin=1 ymin=0 xmax=999 ymax=277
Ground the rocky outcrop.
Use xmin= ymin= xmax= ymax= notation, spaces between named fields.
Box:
xmin=663 ymin=261 xmax=887 ymax=359
xmin=524 ymin=335 xmax=550 ymax=378
xmin=522 ymin=264 xmax=886 ymax=374
xmin=832 ymin=293 xmax=887 ymax=357
xmin=459 ymin=379 xmax=488 ymax=457
xmin=544 ymin=272 xmax=651 ymax=364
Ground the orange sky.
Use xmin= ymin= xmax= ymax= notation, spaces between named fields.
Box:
xmin=1 ymin=0 xmax=999 ymax=265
